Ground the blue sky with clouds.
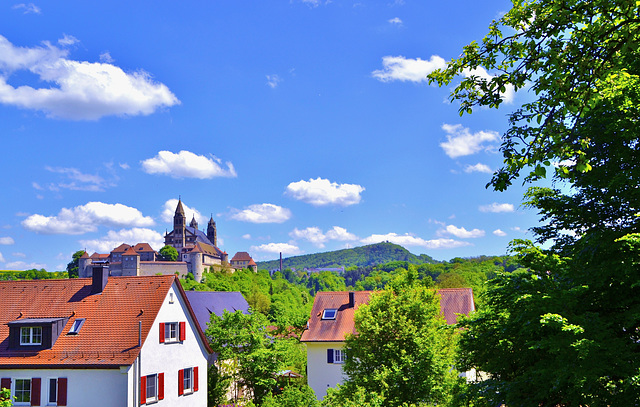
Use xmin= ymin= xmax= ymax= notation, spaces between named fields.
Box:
xmin=0 ymin=0 xmax=540 ymax=271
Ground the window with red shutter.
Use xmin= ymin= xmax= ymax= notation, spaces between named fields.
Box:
xmin=57 ymin=378 xmax=67 ymax=406
xmin=178 ymin=369 xmax=184 ymax=396
xmin=158 ymin=373 xmax=164 ymax=400
xmin=159 ymin=323 xmax=165 ymax=343
xmin=179 ymin=321 xmax=186 ymax=341
xmin=31 ymin=377 xmax=41 ymax=406
xmin=140 ymin=376 xmax=147 ymax=404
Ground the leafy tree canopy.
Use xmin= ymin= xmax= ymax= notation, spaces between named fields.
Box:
xmin=159 ymin=245 xmax=179 ymax=262
xmin=66 ymin=250 xmax=85 ymax=278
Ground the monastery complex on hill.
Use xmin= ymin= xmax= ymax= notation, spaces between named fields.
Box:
xmin=78 ymin=199 xmax=257 ymax=282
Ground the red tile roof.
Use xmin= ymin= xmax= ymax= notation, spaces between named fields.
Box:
xmin=231 ymin=252 xmax=253 ymax=262
xmin=300 ymin=288 xmax=475 ymax=342
xmin=0 ymin=275 xmax=209 ymax=368
xmin=122 ymin=247 xmax=139 ymax=256
xmin=111 ymin=244 xmax=131 ymax=253
xmin=133 ymin=243 xmax=155 ymax=253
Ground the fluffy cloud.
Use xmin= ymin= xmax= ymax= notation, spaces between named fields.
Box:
xmin=372 ymin=55 xmax=447 ymax=83
xmin=493 ymin=229 xmax=507 ymax=236
xmin=79 ymin=228 xmax=165 ymax=253
xmin=439 ymin=224 xmax=485 ymax=238
xmin=160 ymin=199 xmax=204 ymax=225
xmin=0 ymin=237 xmax=14 ymax=245
xmin=251 ymin=242 xmax=301 ymax=256
xmin=12 ymin=3 xmax=41 ymax=14
xmin=5 ymin=261 xmax=47 ymax=270
xmin=388 ymin=17 xmax=403 ymax=25
xmin=266 ymin=74 xmax=282 ymax=88
xmin=360 ymin=233 xmax=470 ymax=249
xmin=44 ymin=166 xmax=115 ymax=192
xmin=22 ymin=202 xmax=154 ymax=235
xmin=290 ymin=226 xmax=357 ymax=248
xmin=479 ymin=203 xmax=515 ymax=213
xmin=141 ymin=150 xmax=237 ymax=179
xmin=0 ymin=35 xmax=179 ymax=120
xmin=464 ymin=163 xmax=492 ymax=174
xmin=285 ymin=177 xmax=364 ymax=206
xmin=0 ymin=252 xmax=4 ymax=262
xmin=440 ymin=124 xmax=500 ymax=158
xmin=230 ymin=204 xmax=292 ymax=224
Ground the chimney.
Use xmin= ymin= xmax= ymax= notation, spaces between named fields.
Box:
xmin=91 ymin=265 xmax=108 ymax=294
xmin=348 ymin=291 xmax=355 ymax=308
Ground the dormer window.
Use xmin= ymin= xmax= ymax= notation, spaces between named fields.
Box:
xmin=68 ymin=318 xmax=85 ymax=335
xmin=322 ymin=309 xmax=337 ymax=320
xmin=20 ymin=326 xmax=42 ymax=345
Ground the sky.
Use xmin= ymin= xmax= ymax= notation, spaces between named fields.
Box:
xmin=0 ymin=0 xmax=543 ymax=272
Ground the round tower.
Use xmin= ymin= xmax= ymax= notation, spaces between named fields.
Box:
xmin=78 ymin=251 xmax=91 ymax=278
xmin=188 ymin=249 xmax=204 ymax=283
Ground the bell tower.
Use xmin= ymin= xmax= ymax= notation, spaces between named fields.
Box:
xmin=174 ymin=198 xmax=186 ymax=248
xmin=207 ymin=215 xmax=217 ymax=247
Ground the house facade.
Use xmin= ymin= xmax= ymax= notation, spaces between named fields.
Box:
xmin=300 ymin=288 xmax=476 ymax=400
xmin=229 ymin=252 xmax=257 ymax=272
xmin=0 ymin=272 xmax=211 ymax=406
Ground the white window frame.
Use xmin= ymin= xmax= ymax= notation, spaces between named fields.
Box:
xmin=164 ymin=322 xmax=179 ymax=343
xmin=68 ymin=318 xmax=85 ymax=335
xmin=183 ymin=367 xmax=193 ymax=394
xmin=13 ymin=378 xmax=31 ymax=405
xmin=146 ymin=374 xmax=158 ymax=403
xmin=334 ymin=349 xmax=345 ymax=363
xmin=322 ymin=309 xmax=337 ymax=320
xmin=47 ymin=378 xmax=57 ymax=405
xmin=20 ymin=326 xmax=42 ymax=345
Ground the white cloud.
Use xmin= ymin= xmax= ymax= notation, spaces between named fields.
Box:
xmin=289 ymin=226 xmax=357 ymax=248
xmin=12 ymin=3 xmax=41 ymax=14
xmin=464 ymin=163 xmax=492 ymax=174
xmin=372 ymin=55 xmax=446 ymax=83
xmin=57 ymin=34 xmax=79 ymax=47
xmin=142 ymin=150 xmax=237 ymax=179
xmin=242 ymin=234 xmax=252 ymax=240
xmin=285 ymin=177 xmax=364 ymax=206
xmin=119 ymin=163 xmax=130 ymax=170
xmin=439 ymin=224 xmax=485 ymax=238
xmin=462 ymin=66 xmax=516 ymax=104
xmin=99 ymin=52 xmax=114 ymax=63
xmin=22 ymin=201 xmax=154 ymax=235
xmin=388 ymin=17 xmax=403 ymax=25
xmin=266 ymin=74 xmax=282 ymax=88
xmin=493 ymin=229 xmax=507 ymax=236
xmin=0 ymin=252 xmax=4 ymax=262
xmin=0 ymin=237 xmax=14 ymax=245
xmin=12 ymin=252 xmax=26 ymax=258
xmin=479 ymin=203 xmax=515 ymax=213
xmin=44 ymin=166 xmax=114 ymax=191
xmin=360 ymin=233 xmax=470 ymax=249
xmin=440 ymin=124 xmax=499 ymax=158
xmin=0 ymin=35 xmax=179 ymax=120
xmin=230 ymin=204 xmax=292 ymax=224
xmin=161 ymin=199 xmax=204 ymax=225
xmin=5 ymin=260 xmax=46 ymax=270
xmin=79 ymin=227 xmax=164 ymax=253
xmin=251 ymin=242 xmax=301 ymax=256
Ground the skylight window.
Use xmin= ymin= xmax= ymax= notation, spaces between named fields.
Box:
xmin=322 ymin=309 xmax=337 ymax=320
xmin=68 ymin=318 xmax=85 ymax=335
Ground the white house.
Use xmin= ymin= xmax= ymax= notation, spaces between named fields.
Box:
xmin=0 ymin=269 xmax=211 ymax=406
xmin=300 ymin=288 xmax=476 ymax=400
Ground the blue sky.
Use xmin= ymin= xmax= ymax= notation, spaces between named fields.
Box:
xmin=0 ymin=0 xmax=541 ymax=271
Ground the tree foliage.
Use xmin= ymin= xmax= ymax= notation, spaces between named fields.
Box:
xmin=328 ymin=270 xmax=460 ymax=406
xmin=0 ymin=388 xmax=12 ymax=407
xmin=66 ymin=250 xmax=85 ymax=278
xmin=159 ymin=245 xmax=179 ymax=262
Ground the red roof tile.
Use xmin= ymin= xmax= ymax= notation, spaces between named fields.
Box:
xmin=0 ymin=275 xmax=197 ymax=368
xmin=231 ymin=252 xmax=253 ymax=262
xmin=122 ymin=247 xmax=139 ymax=256
xmin=111 ymin=244 xmax=131 ymax=253
xmin=300 ymin=288 xmax=475 ymax=342
xmin=133 ymin=243 xmax=155 ymax=253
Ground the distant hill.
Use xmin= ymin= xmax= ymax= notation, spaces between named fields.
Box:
xmin=256 ymin=242 xmax=438 ymax=271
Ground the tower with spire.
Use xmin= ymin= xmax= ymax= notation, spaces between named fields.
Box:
xmin=173 ymin=198 xmax=186 ymax=248
xmin=207 ymin=215 xmax=217 ymax=247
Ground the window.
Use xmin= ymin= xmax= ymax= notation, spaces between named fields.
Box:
xmin=322 ymin=309 xmax=337 ymax=320
xmin=334 ymin=349 xmax=345 ymax=363
xmin=68 ymin=319 xmax=85 ymax=335
xmin=146 ymin=374 xmax=158 ymax=402
xmin=15 ymin=379 xmax=31 ymax=403
xmin=49 ymin=378 xmax=57 ymax=404
xmin=20 ymin=326 xmax=42 ymax=345
xmin=165 ymin=323 xmax=178 ymax=342
xmin=178 ymin=367 xmax=198 ymax=396
xmin=183 ymin=368 xmax=192 ymax=393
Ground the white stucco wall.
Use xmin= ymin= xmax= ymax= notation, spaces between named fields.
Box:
xmin=0 ymin=368 xmax=129 ymax=407
xmin=305 ymin=342 xmax=346 ymax=400
xmin=140 ymin=282 xmax=209 ymax=406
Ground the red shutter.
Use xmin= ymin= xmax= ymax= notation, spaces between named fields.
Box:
xmin=0 ymin=378 xmax=10 ymax=390
xmin=179 ymin=322 xmax=186 ymax=341
xmin=193 ymin=367 xmax=199 ymax=392
xmin=57 ymin=378 xmax=67 ymax=406
xmin=140 ymin=376 xmax=147 ymax=404
xmin=31 ymin=378 xmax=41 ymax=406
xmin=158 ymin=373 xmax=164 ymax=400
xmin=159 ymin=323 xmax=165 ymax=343
xmin=178 ymin=369 xmax=184 ymax=396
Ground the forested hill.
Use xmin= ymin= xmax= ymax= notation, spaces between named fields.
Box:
xmin=256 ymin=242 xmax=438 ymax=270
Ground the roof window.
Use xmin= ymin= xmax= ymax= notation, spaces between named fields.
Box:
xmin=322 ymin=309 xmax=337 ymax=320
xmin=68 ymin=318 xmax=85 ymax=335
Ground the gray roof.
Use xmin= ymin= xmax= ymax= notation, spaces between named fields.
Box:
xmin=184 ymin=291 xmax=249 ymax=333
xmin=186 ymin=226 xmax=215 ymax=247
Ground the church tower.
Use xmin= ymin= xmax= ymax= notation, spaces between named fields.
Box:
xmin=190 ymin=214 xmax=198 ymax=230
xmin=174 ymin=198 xmax=186 ymax=248
xmin=207 ymin=216 xmax=217 ymax=247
